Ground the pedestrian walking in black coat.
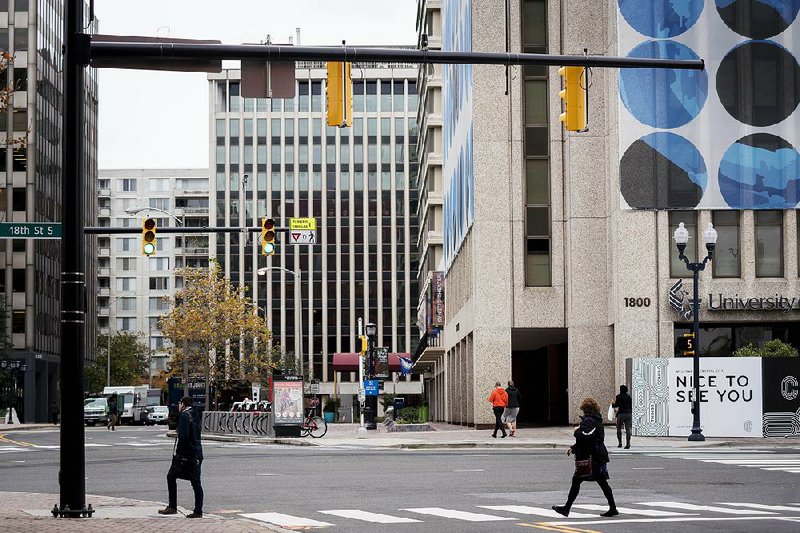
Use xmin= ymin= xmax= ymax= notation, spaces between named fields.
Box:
xmin=613 ymin=385 xmax=633 ymax=449
xmin=553 ymin=397 xmax=618 ymax=518
xmin=159 ymin=397 xmax=204 ymax=518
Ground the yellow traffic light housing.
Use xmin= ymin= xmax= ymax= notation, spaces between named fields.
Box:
xmin=355 ymin=335 xmax=368 ymax=354
xmin=142 ymin=217 xmax=156 ymax=256
xmin=558 ymin=66 xmax=587 ymax=132
xmin=261 ymin=218 xmax=276 ymax=256
xmin=326 ymin=61 xmax=353 ymax=127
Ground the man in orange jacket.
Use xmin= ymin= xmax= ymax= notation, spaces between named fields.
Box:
xmin=488 ymin=382 xmax=509 ymax=438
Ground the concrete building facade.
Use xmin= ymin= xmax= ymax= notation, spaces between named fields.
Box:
xmin=96 ymin=168 xmax=210 ymax=380
xmin=417 ymin=0 xmax=800 ymax=427
xmin=1 ymin=0 xmax=98 ymax=422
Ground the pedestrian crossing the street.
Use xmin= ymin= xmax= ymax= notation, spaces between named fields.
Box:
xmin=238 ymin=501 xmax=800 ymax=528
xmin=639 ymin=449 xmax=800 ymax=475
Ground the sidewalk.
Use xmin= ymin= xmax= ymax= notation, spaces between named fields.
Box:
xmin=0 ymin=492 xmax=284 ymax=532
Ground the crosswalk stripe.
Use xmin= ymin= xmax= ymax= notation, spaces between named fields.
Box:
xmin=33 ymin=445 xmax=59 ymax=449
xmin=719 ymin=503 xmax=800 ymax=512
xmin=0 ymin=447 xmax=26 ymax=452
xmin=85 ymin=443 xmax=112 ymax=447
xmin=119 ymin=443 xmax=161 ymax=447
xmin=240 ymin=512 xmax=333 ymax=527
xmin=572 ymin=504 xmax=688 ymax=517
xmin=319 ymin=510 xmax=421 ymax=523
xmin=643 ymin=502 xmax=775 ymax=515
xmin=700 ymin=460 xmax=800 ymax=464
xmin=762 ymin=468 xmax=800 ymax=472
xmin=479 ymin=505 xmax=595 ymax=519
xmin=402 ymin=507 xmax=515 ymax=522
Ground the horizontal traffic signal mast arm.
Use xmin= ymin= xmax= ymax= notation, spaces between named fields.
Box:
xmin=83 ymin=226 xmax=291 ymax=234
xmin=87 ymin=40 xmax=705 ymax=71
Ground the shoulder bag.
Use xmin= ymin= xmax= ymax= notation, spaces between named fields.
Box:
xmin=169 ymin=419 xmax=197 ymax=481
xmin=574 ymin=458 xmax=593 ymax=478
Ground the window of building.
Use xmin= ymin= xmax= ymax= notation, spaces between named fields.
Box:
xmin=755 ymin=210 xmax=783 ymax=277
xmin=116 ymin=237 xmax=137 ymax=252
xmin=117 ymin=257 xmax=137 ymax=271
xmin=149 ymin=297 xmax=169 ymax=311
xmin=149 ymin=257 xmax=170 ymax=271
xmin=12 ymin=310 xmax=24 ymax=334
xmin=669 ymin=211 xmax=697 ymax=278
xmin=12 ymin=268 xmax=24 ymax=292
xmin=120 ymin=178 xmax=137 ymax=192
xmin=149 ymin=277 xmax=169 ymax=290
xmin=522 ymin=0 xmax=550 ymax=286
xmin=117 ymin=277 xmax=135 ymax=291
xmin=117 ymin=317 xmax=136 ymax=331
xmin=117 ymin=297 xmax=136 ymax=311
xmin=12 ymin=187 xmax=25 ymax=211
xmin=712 ymin=211 xmax=740 ymax=277
xmin=149 ymin=178 xmax=169 ymax=192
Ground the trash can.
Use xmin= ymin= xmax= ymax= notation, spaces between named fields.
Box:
xmin=392 ymin=397 xmax=406 ymax=420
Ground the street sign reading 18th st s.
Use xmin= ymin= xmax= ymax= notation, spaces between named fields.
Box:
xmin=0 ymin=222 xmax=62 ymax=239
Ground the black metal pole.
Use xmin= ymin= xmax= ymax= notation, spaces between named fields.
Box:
xmin=689 ymin=266 xmax=705 ymax=442
xmin=88 ymin=41 xmax=705 ymax=71
xmin=58 ymin=0 xmax=90 ymax=517
xmin=7 ymin=368 xmax=12 ymax=424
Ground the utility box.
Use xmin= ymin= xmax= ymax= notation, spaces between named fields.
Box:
xmin=393 ymin=397 xmax=406 ymax=420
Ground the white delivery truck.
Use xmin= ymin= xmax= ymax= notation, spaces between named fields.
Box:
xmin=102 ymin=385 xmax=161 ymax=425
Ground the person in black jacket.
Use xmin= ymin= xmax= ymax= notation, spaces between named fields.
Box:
xmin=612 ymin=385 xmax=633 ymax=449
xmin=553 ymin=398 xmax=618 ymax=518
xmin=160 ymin=397 xmax=204 ymax=518
xmin=503 ymin=381 xmax=522 ymax=437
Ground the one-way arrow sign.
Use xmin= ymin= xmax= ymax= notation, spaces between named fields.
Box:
xmin=289 ymin=230 xmax=317 ymax=244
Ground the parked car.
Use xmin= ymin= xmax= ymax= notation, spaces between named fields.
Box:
xmin=145 ymin=405 xmax=170 ymax=425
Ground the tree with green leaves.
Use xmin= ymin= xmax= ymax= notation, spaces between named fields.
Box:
xmin=159 ymin=262 xmax=272 ymax=409
xmin=733 ymin=339 xmax=799 ymax=358
xmin=85 ymin=331 xmax=150 ymax=394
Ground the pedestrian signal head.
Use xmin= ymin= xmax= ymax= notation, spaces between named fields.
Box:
xmin=142 ymin=217 xmax=156 ymax=256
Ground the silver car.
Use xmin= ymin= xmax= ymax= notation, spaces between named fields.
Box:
xmin=145 ymin=405 xmax=169 ymax=425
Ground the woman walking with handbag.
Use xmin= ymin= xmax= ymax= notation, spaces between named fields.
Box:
xmin=552 ymin=397 xmax=618 ymax=518
xmin=159 ymin=397 xmax=204 ymax=518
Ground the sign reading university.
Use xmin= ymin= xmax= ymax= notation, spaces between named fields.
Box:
xmin=668 ymin=280 xmax=800 ymax=314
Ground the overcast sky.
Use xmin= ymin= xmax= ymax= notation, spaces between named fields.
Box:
xmin=95 ymin=1 xmax=418 ymax=170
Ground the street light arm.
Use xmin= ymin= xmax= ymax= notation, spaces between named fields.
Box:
xmin=125 ymin=205 xmax=184 ymax=226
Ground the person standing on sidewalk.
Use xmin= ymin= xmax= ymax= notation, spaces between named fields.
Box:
xmin=503 ymin=381 xmax=522 ymax=437
xmin=107 ymin=394 xmax=118 ymax=431
xmin=552 ymin=398 xmax=617 ymax=518
xmin=612 ymin=385 xmax=632 ymax=449
xmin=160 ymin=397 xmax=204 ymax=518
xmin=487 ymin=382 xmax=508 ymax=438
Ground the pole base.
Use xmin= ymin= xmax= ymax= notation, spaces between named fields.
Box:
xmin=52 ymin=504 xmax=94 ymax=518
xmin=688 ymin=430 xmax=705 ymax=442
xmin=356 ymin=426 xmax=367 ymax=439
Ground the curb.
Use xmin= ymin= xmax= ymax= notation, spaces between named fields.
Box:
xmin=0 ymin=425 xmax=58 ymax=432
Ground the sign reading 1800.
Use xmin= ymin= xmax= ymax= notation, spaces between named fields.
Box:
xmin=0 ymin=222 xmax=62 ymax=239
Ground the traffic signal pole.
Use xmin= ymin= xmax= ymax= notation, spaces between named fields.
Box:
xmin=57 ymin=0 xmax=92 ymax=518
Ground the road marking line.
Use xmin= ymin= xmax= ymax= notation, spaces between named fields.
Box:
xmin=701 ymin=460 xmax=800 ymax=464
xmin=85 ymin=443 xmax=112 ymax=447
xmin=119 ymin=443 xmax=161 ymax=447
xmin=33 ymin=445 xmax=59 ymax=449
xmin=402 ymin=507 xmax=515 ymax=521
xmin=631 ymin=467 xmax=663 ymax=470
xmin=572 ymin=504 xmax=688 ymax=517
xmin=480 ymin=505 xmax=595 ymax=519
xmin=719 ymin=503 xmax=800 ymax=512
xmin=240 ymin=512 xmax=333 ymax=527
xmin=518 ymin=523 xmax=601 ymax=533
xmin=545 ymin=515 xmax=800 ymax=526
xmin=0 ymin=435 xmax=34 ymax=447
xmin=319 ymin=510 xmax=422 ymax=523
xmin=642 ymin=502 xmax=774 ymax=515
xmin=454 ymin=469 xmax=485 ymax=472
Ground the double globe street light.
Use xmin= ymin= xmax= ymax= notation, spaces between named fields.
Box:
xmin=672 ymin=221 xmax=718 ymax=442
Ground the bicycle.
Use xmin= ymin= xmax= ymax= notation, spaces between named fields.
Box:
xmin=300 ymin=408 xmax=327 ymax=438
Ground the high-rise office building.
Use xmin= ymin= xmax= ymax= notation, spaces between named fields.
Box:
xmin=208 ymin=58 xmax=423 ymax=407
xmin=0 ymin=0 xmax=98 ymax=421
xmin=96 ymin=168 xmax=210 ymax=379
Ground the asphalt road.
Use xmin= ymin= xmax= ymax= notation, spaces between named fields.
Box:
xmin=2 ymin=425 xmax=800 ymax=532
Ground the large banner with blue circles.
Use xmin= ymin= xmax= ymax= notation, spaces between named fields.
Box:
xmin=441 ymin=0 xmax=474 ymax=271
xmin=617 ymin=1 xmax=800 ymax=210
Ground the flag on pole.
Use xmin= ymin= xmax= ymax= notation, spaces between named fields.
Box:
xmin=399 ymin=356 xmax=413 ymax=376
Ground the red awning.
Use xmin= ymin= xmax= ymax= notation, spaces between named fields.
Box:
xmin=332 ymin=352 xmax=410 ymax=372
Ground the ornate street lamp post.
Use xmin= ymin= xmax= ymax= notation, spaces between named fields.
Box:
xmin=673 ymin=221 xmax=718 ymax=442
